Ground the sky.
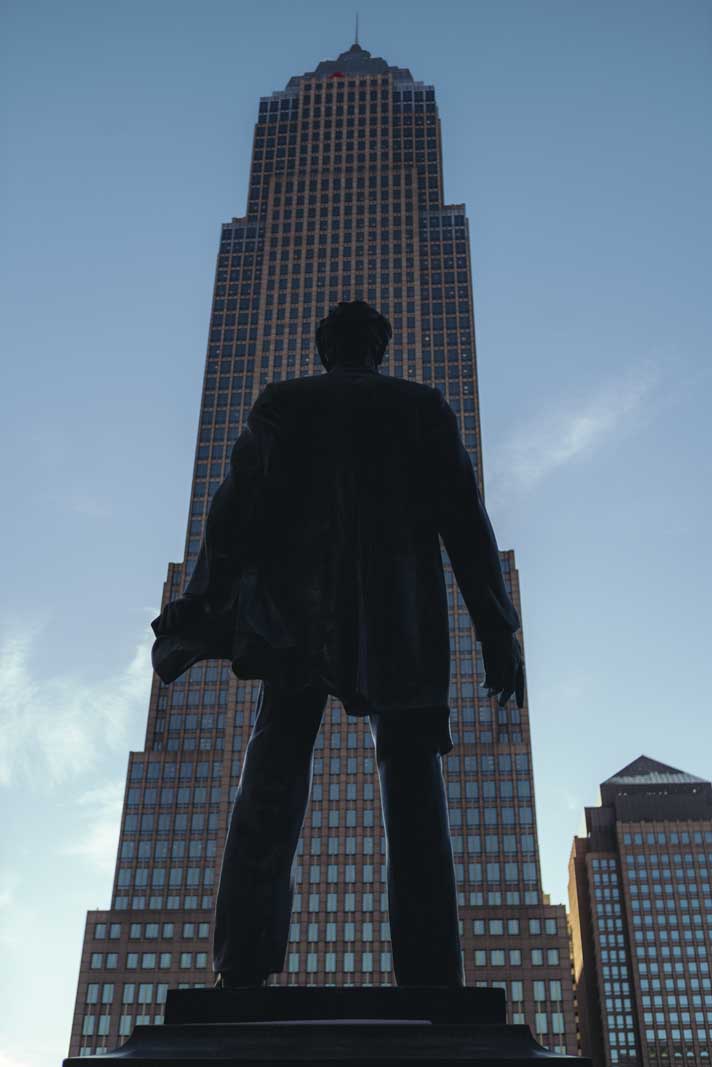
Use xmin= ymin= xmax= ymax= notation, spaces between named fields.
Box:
xmin=1 ymin=0 xmax=711 ymax=1063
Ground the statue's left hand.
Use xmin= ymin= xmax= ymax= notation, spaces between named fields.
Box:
xmin=481 ymin=632 xmax=525 ymax=709
xmin=154 ymin=595 xmax=208 ymax=635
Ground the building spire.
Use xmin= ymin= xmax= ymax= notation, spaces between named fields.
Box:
xmin=354 ymin=11 xmax=359 ymax=46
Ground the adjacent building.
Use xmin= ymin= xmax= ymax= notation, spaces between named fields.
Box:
xmin=568 ymin=755 xmax=712 ymax=1065
xmin=68 ymin=39 xmax=576 ymax=1057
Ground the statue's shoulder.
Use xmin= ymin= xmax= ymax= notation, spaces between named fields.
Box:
xmin=262 ymin=373 xmax=440 ymax=408
xmin=394 ymin=377 xmax=439 ymax=400
xmin=262 ymin=374 xmax=324 ymax=399
xmin=378 ymin=374 xmax=442 ymax=407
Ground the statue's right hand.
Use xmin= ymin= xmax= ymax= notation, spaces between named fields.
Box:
xmin=154 ymin=595 xmax=207 ymax=635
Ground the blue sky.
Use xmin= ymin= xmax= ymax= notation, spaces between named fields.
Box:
xmin=1 ymin=1 xmax=711 ymax=1063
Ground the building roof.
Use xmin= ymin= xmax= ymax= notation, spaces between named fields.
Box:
xmin=286 ymin=42 xmax=415 ymax=88
xmin=604 ymin=755 xmax=707 ymax=788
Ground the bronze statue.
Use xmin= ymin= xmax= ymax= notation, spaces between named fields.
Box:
xmin=152 ymin=300 xmax=524 ymax=989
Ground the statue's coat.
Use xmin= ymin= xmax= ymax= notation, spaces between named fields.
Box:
xmin=152 ymin=365 xmax=519 ymax=717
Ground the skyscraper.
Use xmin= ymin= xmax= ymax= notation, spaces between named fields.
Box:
xmin=568 ymin=756 xmax=712 ymax=1066
xmin=68 ymin=40 xmax=576 ymax=1057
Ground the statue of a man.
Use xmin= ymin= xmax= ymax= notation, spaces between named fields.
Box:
xmin=152 ymin=300 xmax=524 ymax=989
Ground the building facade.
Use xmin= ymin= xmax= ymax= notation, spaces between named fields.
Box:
xmin=68 ymin=40 xmax=576 ymax=1056
xmin=568 ymin=756 xmax=712 ymax=1065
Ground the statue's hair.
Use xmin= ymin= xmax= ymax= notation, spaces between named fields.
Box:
xmin=316 ymin=300 xmax=392 ymax=369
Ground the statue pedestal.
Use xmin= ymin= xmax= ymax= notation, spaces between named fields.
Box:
xmin=63 ymin=986 xmax=590 ymax=1064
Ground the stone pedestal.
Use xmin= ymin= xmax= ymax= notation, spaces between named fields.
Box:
xmin=63 ymin=986 xmax=590 ymax=1065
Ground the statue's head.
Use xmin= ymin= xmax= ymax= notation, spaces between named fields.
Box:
xmin=316 ymin=300 xmax=392 ymax=371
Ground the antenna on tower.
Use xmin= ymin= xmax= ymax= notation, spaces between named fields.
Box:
xmin=354 ymin=12 xmax=359 ymax=46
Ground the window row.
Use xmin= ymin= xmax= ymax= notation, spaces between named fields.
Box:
xmin=93 ymin=921 xmax=210 ymax=940
xmin=473 ymin=949 xmax=560 ymax=967
xmin=116 ymin=867 xmax=215 ymax=889
xmin=90 ymin=951 xmax=209 ymax=971
xmin=123 ymin=812 xmax=220 ymax=833
xmin=289 ymin=920 xmax=390 ymax=943
xmin=454 ymin=861 xmax=539 ymax=885
xmin=113 ymin=893 xmax=213 ymax=912
xmin=471 ymin=918 xmax=558 ymax=936
xmin=292 ymin=862 xmax=384 ymax=884
xmin=286 ymin=951 xmax=392 ymax=973
xmin=85 ymin=982 xmax=168 ymax=1005
xmin=623 ymin=831 xmax=712 ymax=846
xmin=120 ymin=840 xmax=217 ymax=861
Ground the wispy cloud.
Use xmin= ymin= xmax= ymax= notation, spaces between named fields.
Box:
xmin=58 ymin=780 xmax=125 ymax=873
xmin=43 ymin=487 xmax=113 ymax=519
xmin=0 ymin=871 xmax=21 ymax=950
xmin=65 ymin=490 xmax=113 ymax=519
xmin=0 ymin=623 xmax=151 ymax=789
xmin=490 ymin=363 xmax=660 ymax=499
xmin=0 ymin=1050 xmax=33 ymax=1067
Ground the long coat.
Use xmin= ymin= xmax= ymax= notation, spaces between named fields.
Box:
xmin=151 ymin=365 xmax=519 ymax=716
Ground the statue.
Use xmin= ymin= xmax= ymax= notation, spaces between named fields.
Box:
xmin=151 ymin=300 xmax=524 ymax=990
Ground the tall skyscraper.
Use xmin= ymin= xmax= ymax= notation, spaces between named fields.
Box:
xmin=68 ymin=40 xmax=576 ymax=1057
xmin=568 ymin=756 xmax=712 ymax=1066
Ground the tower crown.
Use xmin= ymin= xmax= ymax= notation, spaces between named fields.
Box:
xmin=286 ymin=44 xmax=415 ymax=87
xmin=604 ymin=754 xmax=706 ymax=788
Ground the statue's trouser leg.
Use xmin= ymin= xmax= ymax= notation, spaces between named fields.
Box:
xmin=212 ymin=679 xmax=327 ymax=981
xmin=371 ymin=714 xmax=464 ymax=987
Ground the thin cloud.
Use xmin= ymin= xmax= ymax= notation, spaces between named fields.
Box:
xmin=59 ymin=780 xmax=125 ymax=874
xmin=0 ymin=872 xmax=21 ymax=950
xmin=0 ymin=623 xmax=151 ymax=789
xmin=0 ymin=1050 xmax=33 ymax=1067
xmin=490 ymin=364 xmax=660 ymax=498
xmin=66 ymin=491 xmax=113 ymax=519
xmin=45 ymin=488 xmax=113 ymax=519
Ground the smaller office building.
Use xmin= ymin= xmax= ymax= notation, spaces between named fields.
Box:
xmin=568 ymin=756 xmax=712 ymax=1066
